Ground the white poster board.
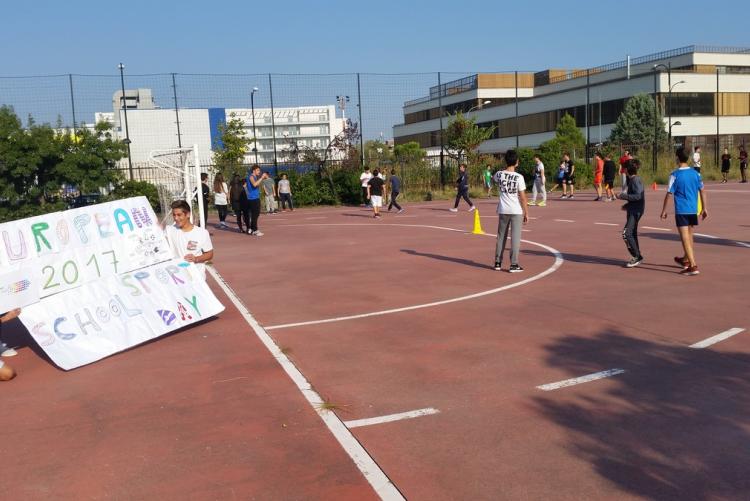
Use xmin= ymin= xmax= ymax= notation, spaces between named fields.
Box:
xmin=0 ymin=197 xmax=224 ymax=370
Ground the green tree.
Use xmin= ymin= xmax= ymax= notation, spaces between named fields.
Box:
xmin=445 ymin=112 xmax=496 ymax=164
xmin=609 ymin=93 xmax=668 ymax=147
xmin=0 ymin=106 xmax=127 ymax=221
xmin=213 ymin=112 xmax=250 ymax=176
xmin=363 ymin=139 xmax=393 ymax=170
xmin=393 ymin=141 xmax=426 ymax=164
xmin=553 ymin=113 xmax=586 ymax=157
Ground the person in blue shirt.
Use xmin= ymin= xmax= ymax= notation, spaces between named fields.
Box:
xmin=449 ymin=164 xmax=476 ymax=212
xmin=660 ymin=147 xmax=708 ymax=276
xmin=246 ymin=165 xmax=268 ymax=236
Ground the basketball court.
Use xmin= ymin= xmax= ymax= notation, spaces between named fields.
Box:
xmin=2 ymin=183 xmax=749 ymax=500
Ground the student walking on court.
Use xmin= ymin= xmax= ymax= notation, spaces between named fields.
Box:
xmin=229 ymin=174 xmax=246 ymax=233
xmin=617 ymin=159 xmax=645 ymax=267
xmin=246 ymin=165 xmax=267 ymax=236
xmin=360 ymin=166 xmax=373 ymax=207
xmin=603 ymin=153 xmax=617 ymax=201
xmin=449 ymin=164 xmax=476 ymax=212
xmin=261 ymin=174 xmax=278 ymax=214
xmin=660 ymin=147 xmax=708 ymax=276
xmin=528 ymin=155 xmax=546 ymax=206
xmin=721 ymin=148 xmax=731 ymax=183
xmin=740 ymin=146 xmax=748 ymax=183
xmin=561 ymin=153 xmax=575 ymax=199
xmin=619 ymin=149 xmax=632 ymax=193
xmin=199 ymin=172 xmax=210 ymax=226
xmin=387 ymin=169 xmax=403 ymax=213
xmin=367 ymin=169 xmax=386 ymax=218
xmin=548 ymin=161 xmax=565 ymax=193
xmin=213 ymin=173 xmax=229 ymax=229
xmin=484 ymin=165 xmax=493 ymax=197
xmin=278 ymin=173 xmax=294 ymax=211
xmin=593 ymin=152 xmax=604 ymax=201
xmin=692 ymin=146 xmax=702 ymax=173
xmin=493 ymin=150 xmax=529 ymax=272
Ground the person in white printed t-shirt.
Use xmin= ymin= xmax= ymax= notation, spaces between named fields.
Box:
xmin=165 ymin=200 xmax=214 ymax=281
xmin=692 ymin=146 xmax=702 ymax=173
xmin=493 ymin=149 xmax=529 ymax=273
xmin=360 ymin=166 xmax=373 ymax=207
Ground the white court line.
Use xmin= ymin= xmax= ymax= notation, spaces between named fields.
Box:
xmin=694 ymin=233 xmax=719 ymax=239
xmin=554 ymin=219 xmax=575 ymax=223
xmin=394 ymin=215 xmax=417 ymax=218
xmin=344 ymin=408 xmax=440 ymax=429
xmin=207 ymin=266 xmax=404 ymax=500
xmin=305 ymin=216 xmax=327 ymax=220
xmin=689 ymin=328 xmax=745 ymax=349
xmin=528 ymin=216 xmax=538 ymax=220
xmin=643 ymin=226 xmax=671 ymax=231
xmin=735 ymin=242 xmax=750 ymax=248
xmin=536 ymin=369 xmax=625 ymax=391
xmin=265 ymin=224 xmax=563 ymax=330
xmin=595 ymin=222 xmax=618 ymax=226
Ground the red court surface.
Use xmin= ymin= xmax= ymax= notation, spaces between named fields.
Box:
xmin=2 ymin=182 xmax=749 ymax=500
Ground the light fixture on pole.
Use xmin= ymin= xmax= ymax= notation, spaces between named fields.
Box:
xmin=467 ymin=100 xmax=492 ymax=113
xmin=667 ymin=80 xmax=685 ymax=144
xmin=669 ymin=120 xmax=682 ymax=141
xmin=652 ymin=63 xmax=670 ymax=171
xmin=117 ymin=62 xmax=134 ymax=180
xmin=336 ymin=95 xmax=350 ymax=124
xmin=250 ymin=86 xmax=259 ymax=164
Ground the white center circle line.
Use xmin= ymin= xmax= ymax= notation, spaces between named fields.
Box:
xmin=263 ymin=223 xmax=564 ymax=331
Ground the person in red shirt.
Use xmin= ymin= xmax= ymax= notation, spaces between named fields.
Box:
xmin=618 ymin=149 xmax=632 ymax=193
xmin=738 ymin=146 xmax=747 ymax=183
xmin=593 ymin=152 xmax=604 ymax=201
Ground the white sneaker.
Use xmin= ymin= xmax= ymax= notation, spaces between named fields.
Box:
xmin=449 ymin=208 xmax=458 ymax=212
xmin=247 ymin=229 xmax=253 ymax=234
xmin=253 ymin=231 xmax=264 ymax=237
xmin=397 ymin=209 xmax=404 ymax=214
xmin=1 ymin=346 xmax=18 ymax=357
xmin=468 ymin=206 xmax=476 ymax=212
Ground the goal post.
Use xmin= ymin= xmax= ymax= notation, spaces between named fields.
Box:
xmin=148 ymin=144 xmax=206 ymax=226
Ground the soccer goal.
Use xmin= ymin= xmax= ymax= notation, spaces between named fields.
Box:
xmin=148 ymin=144 xmax=205 ymax=226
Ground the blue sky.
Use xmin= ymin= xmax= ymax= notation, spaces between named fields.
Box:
xmin=2 ymin=0 xmax=747 ymax=140
xmin=4 ymin=0 xmax=747 ymax=75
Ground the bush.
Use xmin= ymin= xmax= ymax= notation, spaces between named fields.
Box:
xmin=331 ymin=169 xmax=361 ymax=205
xmin=288 ymin=171 xmax=336 ymax=206
xmin=108 ymin=180 xmax=160 ymax=212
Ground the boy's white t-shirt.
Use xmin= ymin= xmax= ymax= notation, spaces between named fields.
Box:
xmin=693 ymin=152 xmax=701 ymax=168
xmin=493 ymin=170 xmax=526 ymax=215
xmin=360 ymin=172 xmax=372 ymax=187
xmin=165 ymin=224 xmax=213 ymax=281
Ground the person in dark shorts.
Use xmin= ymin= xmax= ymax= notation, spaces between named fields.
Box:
xmin=721 ymin=148 xmax=731 ymax=183
xmin=387 ymin=169 xmax=403 ymax=213
xmin=740 ymin=146 xmax=748 ymax=183
xmin=617 ymin=159 xmax=645 ymax=267
xmin=229 ymin=174 xmax=246 ymax=233
xmin=660 ymin=147 xmax=707 ymax=276
xmin=561 ymin=153 xmax=575 ymax=199
xmin=593 ymin=152 xmax=604 ymax=201
xmin=603 ymin=153 xmax=617 ymax=201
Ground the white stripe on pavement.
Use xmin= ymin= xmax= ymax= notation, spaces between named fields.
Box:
xmin=536 ymin=369 xmax=626 ymax=391
xmin=554 ymin=219 xmax=575 ymax=223
xmin=643 ymin=226 xmax=671 ymax=231
xmin=689 ymin=328 xmax=745 ymax=349
xmin=594 ymin=222 xmax=618 ymax=226
xmin=694 ymin=233 xmax=719 ymax=239
xmin=344 ymin=408 xmax=440 ymax=429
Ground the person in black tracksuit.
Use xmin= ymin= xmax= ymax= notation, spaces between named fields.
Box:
xmin=617 ymin=159 xmax=645 ymax=267
xmin=450 ymin=164 xmax=475 ymax=212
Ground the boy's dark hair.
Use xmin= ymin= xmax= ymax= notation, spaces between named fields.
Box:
xmin=694 ymin=146 xmax=701 ymax=151
xmin=626 ymin=159 xmax=640 ymax=176
xmin=171 ymin=200 xmax=191 ymax=213
xmin=372 ymin=169 xmax=379 ymax=176
xmin=391 ymin=169 xmax=396 ymax=175
xmin=594 ymin=151 xmax=602 ymax=158
xmin=459 ymin=163 xmax=467 ymax=170
xmin=505 ymin=149 xmax=519 ymax=167
xmin=676 ymin=147 xmax=690 ymax=163
xmin=251 ymin=164 xmax=261 ymax=172
xmin=200 ymin=172 xmax=208 ymax=181
xmin=533 ymin=154 xmax=541 ymax=160
xmin=364 ymin=166 xmax=370 ymax=171
xmin=281 ymin=173 xmax=288 ymax=178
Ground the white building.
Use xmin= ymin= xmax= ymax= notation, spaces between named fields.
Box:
xmin=394 ymin=45 xmax=750 ymax=156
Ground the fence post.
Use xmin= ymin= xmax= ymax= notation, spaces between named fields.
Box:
xmin=171 ymin=73 xmax=183 ymax=149
xmin=438 ymin=72 xmax=445 ymax=187
xmin=716 ymin=67 xmax=720 ymax=168
xmin=269 ymin=73 xmax=278 ymax=167
xmin=585 ymin=69 xmax=590 ymax=164
xmin=68 ymin=74 xmax=77 ymax=130
xmin=357 ymin=73 xmax=364 ymax=166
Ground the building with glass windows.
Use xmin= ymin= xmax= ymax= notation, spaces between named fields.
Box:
xmin=393 ymin=46 xmax=750 ymax=157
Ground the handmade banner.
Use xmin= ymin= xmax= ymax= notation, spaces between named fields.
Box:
xmin=1 ymin=197 xmax=225 ymax=370
xmin=0 ymin=196 xmax=172 ymax=307
xmin=19 ymin=258 xmax=224 ymax=370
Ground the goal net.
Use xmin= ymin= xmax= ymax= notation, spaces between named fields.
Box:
xmin=148 ymin=145 xmax=206 ymax=226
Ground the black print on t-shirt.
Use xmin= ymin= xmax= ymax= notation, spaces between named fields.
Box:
xmin=500 ymin=173 xmax=518 ymax=194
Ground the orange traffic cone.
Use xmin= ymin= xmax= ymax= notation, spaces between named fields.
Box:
xmin=652 ymin=182 xmax=658 ymax=191
xmin=472 ymin=208 xmax=485 ymax=235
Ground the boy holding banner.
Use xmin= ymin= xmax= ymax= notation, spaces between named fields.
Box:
xmin=0 ymin=308 xmax=21 ymax=357
xmin=165 ymin=200 xmax=215 ymax=281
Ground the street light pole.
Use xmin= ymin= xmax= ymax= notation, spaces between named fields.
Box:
xmin=653 ymin=64 xmax=669 ymax=171
xmin=250 ymin=86 xmax=259 ymax=164
xmin=668 ymin=79 xmax=685 ymax=145
xmin=467 ymin=100 xmax=491 ymax=113
xmin=117 ymin=63 xmax=133 ymax=180
xmin=669 ymin=121 xmax=682 ymax=139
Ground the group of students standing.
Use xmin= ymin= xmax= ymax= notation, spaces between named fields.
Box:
xmin=360 ymin=166 xmax=404 ymax=218
xmin=199 ymin=167 xmax=295 ymax=237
